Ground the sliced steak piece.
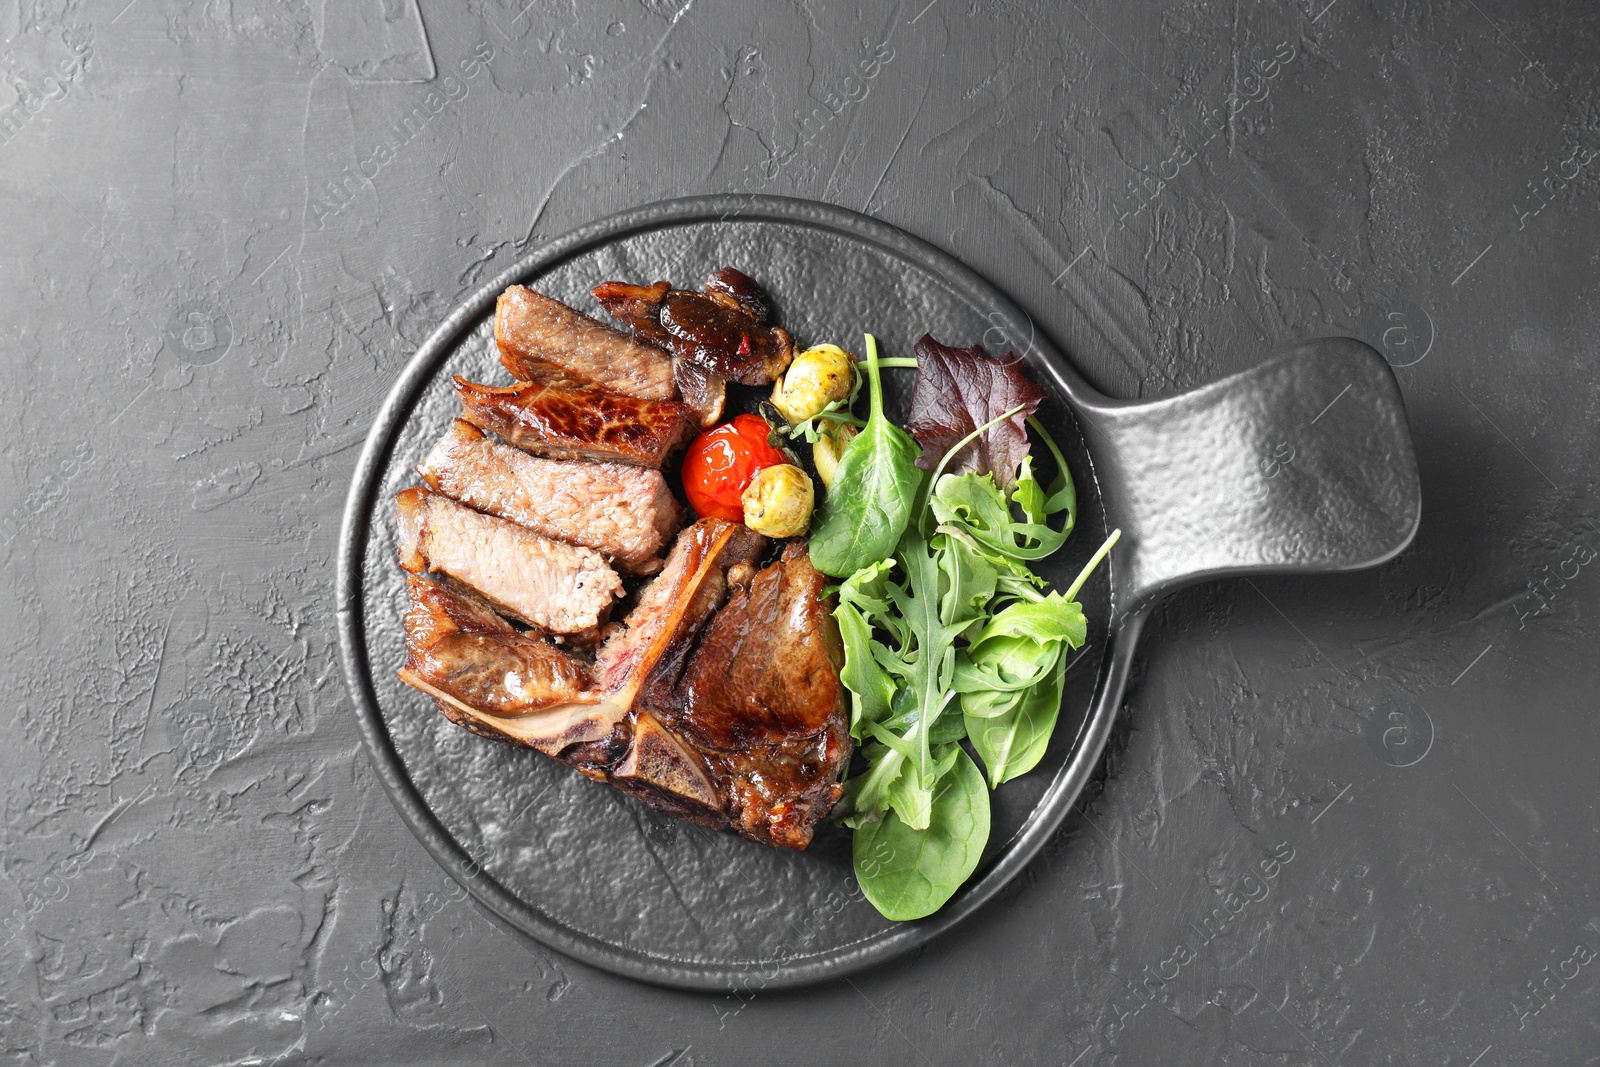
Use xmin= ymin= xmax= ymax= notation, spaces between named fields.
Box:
xmin=395 ymin=486 xmax=623 ymax=637
xmin=592 ymin=518 xmax=764 ymax=695
xmin=666 ymin=541 xmax=851 ymax=849
xmin=495 ymin=284 xmax=677 ymax=400
xmin=417 ymin=419 xmax=682 ymax=574
xmin=454 ymin=377 xmax=694 ymax=469
xmin=399 ymin=575 xmax=589 ymax=718
xmin=672 ymin=359 xmax=726 ymax=427
xmin=397 ymin=574 xmax=633 ymax=759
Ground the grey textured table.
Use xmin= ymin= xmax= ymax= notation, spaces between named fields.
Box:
xmin=3 ymin=1 xmax=1596 ymax=1063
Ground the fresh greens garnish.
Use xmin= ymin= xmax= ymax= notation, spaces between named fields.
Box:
xmin=809 ymin=335 xmax=923 ymax=578
xmin=815 ymin=332 xmax=1119 ymax=921
xmin=853 ymin=746 xmax=989 ymax=921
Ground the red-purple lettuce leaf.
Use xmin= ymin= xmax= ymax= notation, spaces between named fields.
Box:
xmin=905 ymin=335 xmax=1044 ymax=492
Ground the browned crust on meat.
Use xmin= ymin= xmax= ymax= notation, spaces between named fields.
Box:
xmin=454 ymin=377 xmax=694 ymax=469
xmin=668 ymin=542 xmax=851 ymax=849
xmin=400 ymin=574 xmax=589 ymax=717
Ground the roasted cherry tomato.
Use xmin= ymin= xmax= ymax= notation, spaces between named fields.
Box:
xmin=680 ymin=414 xmax=787 ymax=522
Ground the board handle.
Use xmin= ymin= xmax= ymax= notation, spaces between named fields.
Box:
xmin=1075 ymin=337 xmax=1421 ymax=614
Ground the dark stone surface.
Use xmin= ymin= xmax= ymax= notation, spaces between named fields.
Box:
xmin=3 ymin=0 xmax=1596 ymax=1063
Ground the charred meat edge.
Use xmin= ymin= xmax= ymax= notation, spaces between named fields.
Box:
xmin=398 ymin=574 xmax=589 ymax=717
xmin=453 ymin=377 xmax=694 ymax=469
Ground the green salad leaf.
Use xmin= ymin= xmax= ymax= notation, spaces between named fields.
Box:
xmin=816 ymin=331 xmax=1118 ymax=921
xmin=853 ymin=745 xmax=990 ymax=922
xmin=809 ymin=335 xmax=922 ymax=578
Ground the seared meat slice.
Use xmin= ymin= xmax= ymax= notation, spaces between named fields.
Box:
xmin=665 ymin=542 xmax=851 ymax=849
xmin=396 ymin=486 xmax=623 ymax=636
xmin=672 ymin=359 xmax=726 ymax=427
xmin=396 ymin=574 xmax=631 ymax=759
xmin=592 ymin=281 xmax=727 ymax=427
xmin=495 ymin=285 xmax=677 ymax=400
xmin=592 ymin=518 xmax=764 ymax=695
xmin=592 ymin=270 xmax=794 ymax=387
xmin=454 ymin=377 xmax=694 ymax=469
xmin=399 ymin=575 xmax=589 ymax=720
xmin=417 ymin=419 xmax=682 ymax=574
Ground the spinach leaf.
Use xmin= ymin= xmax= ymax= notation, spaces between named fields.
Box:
xmin=810 ymin=335 xmax=923 ymax=578
xmin=966 ymin=654 xmax=1066 ymax=786
xmin=853 ymin=746 xmax=990 ymax=921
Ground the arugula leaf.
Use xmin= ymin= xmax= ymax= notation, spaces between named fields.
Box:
xmin=810 ymin=335 xmax=923 ymax=578
xmin=893 ymin=525 xmax=963 ymax=801
xmin=972 ymin=593 xmax=1089 ymax=649
xmin=934 ymin=531 xmax=999 ymax=633
xmin=905 ymin=335 xmax=1044 ymax=493
xmin=930 ymin=434 xmax=1074 ymax=561
xmin=837 ymin=601 xmax=897 ymax=740
xmin=853 ymin=746 xmax=990 ymax=921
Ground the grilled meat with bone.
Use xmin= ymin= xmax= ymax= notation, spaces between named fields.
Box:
xmin=417 ymin=419 xmax=681 ymax=574
xmin=396 ymin=485 xmax=623 ymax=637
xmin=662 ymin=541 xmax=850 ymax=849
xmin=495 ymin=284 xmax=677 ymax=400
xmin=396 ymin=519 xmax=852 ymax=848
xmin=454 ymin=377 xmax=694 ymax=469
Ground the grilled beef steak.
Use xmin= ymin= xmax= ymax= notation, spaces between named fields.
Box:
xmin=672 ymin=359 xmax=727 ymax=427
xmin=417 ymin=419 xmax=682 ymax=574
xmin=453 ymin=377 xmax=694 ymax=469
xmin=593 ymin=271 xmax=794 ymax=386
xmin=495 ymin=284 xmax=677 ymax=400
xmin=661 ymin=542 xmax=850 ymax=849
xmin=396 ymin=486 xmax=623 ymax=636
xmin=399 ymin=575 xmax=589 ymax=719
xmin=396 ymin=520 xmax=852 ymax=849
